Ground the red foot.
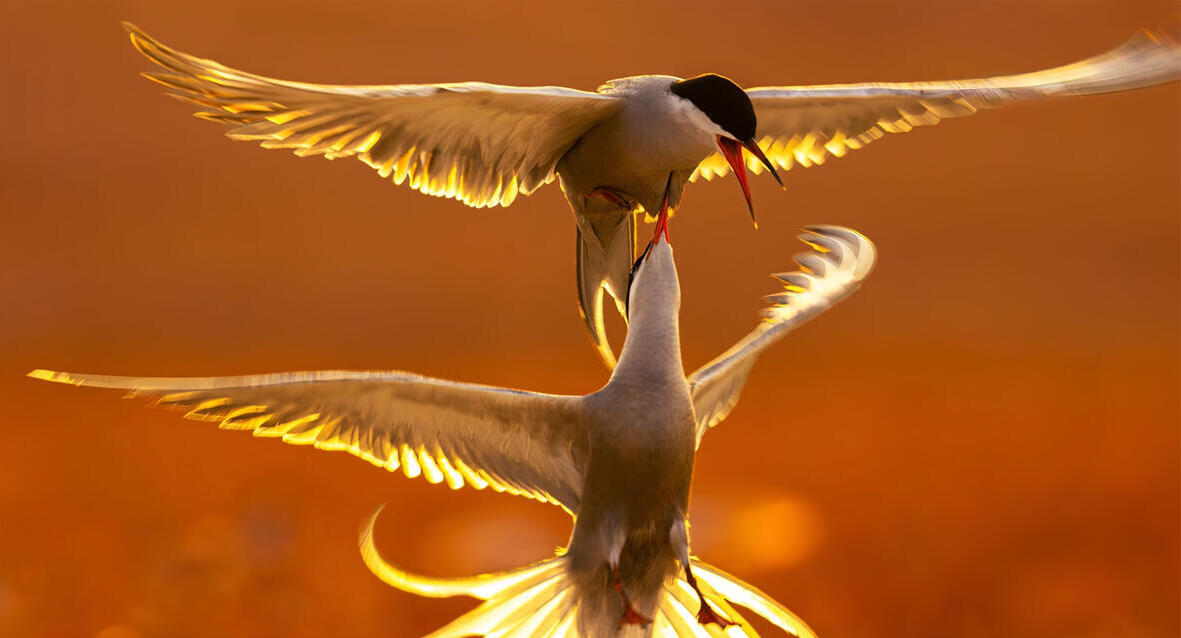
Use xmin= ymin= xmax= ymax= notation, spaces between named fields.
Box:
xmin=685 ymin=565 xmax=734 ymax=627
xmin=697 ymin=601 xmax=736 ymax=627
xmin=619 ymin=604 xmax=653 ymax=627
xmin=612 ymin=567 xmax=653 ymax=627
xmin=587 ymin=187 xmax=632 ymax=210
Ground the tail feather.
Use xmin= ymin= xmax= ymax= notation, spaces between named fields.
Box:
xmin=547 ymin=610 xmax=579 ymax=638
xmin=360 ymin=506 xmax=815 ymax=637
xmin=661 ymin=578 xmax=759 ymax=638
xmin=360 ymin=505 xmax=578 ymax=637
xmin=358 ymin=505 xmax=564 ymax=600
xmin=426 ymin=575 xmax=569 ymax=638
xmin=575 ymin=212 xmax=635 ymax=370
xmin=657 ymin=593 xmax=714 ymax=638
xmin=692 ymin=559 xmax=818 ymax=638
xmin=501 ymin=588 xmax=575 ymax=638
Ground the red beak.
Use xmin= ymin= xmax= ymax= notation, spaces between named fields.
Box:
xmin=716 ymin=135 xmax=783 ymax=228
xmin=652 ymin=173 xmax=672 ymax=243
xmin=652 ymin=206 xmax=670 ymax=243
xmin=743 ymin=138 xmax=784 ymax=188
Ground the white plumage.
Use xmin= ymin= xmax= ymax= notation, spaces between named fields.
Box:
xmin=121 ymin=23 xmax=1179 ymax=369
xmin=31 ymin=223 xmax=876 ymax=637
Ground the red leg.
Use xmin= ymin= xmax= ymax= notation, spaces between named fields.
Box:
xmin=611 ymin=566 xmax=653 ymax=627
xmin=685 ymin=566 xmax=735 ymax=627
xmin=587 ymin=187 xmax=632 ymax=210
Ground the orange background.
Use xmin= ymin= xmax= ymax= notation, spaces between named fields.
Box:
xmin=1 ymin=2 xmax=1177 ymax=637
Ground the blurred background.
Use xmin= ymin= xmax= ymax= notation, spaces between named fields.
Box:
xmin=1 ymin=2 xmax=1177 ymax=637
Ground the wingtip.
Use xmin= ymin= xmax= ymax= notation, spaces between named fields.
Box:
xmin=122 ymin=21 xmax=155 ymax=55
xmin=28 ymin=368 xmax=64 ymax=383
xmin=1146 ymin=16 xmax=1181 ymax=44
xmin=798 ymin=225 xmax=878 ymax=280
xmin=359 ymin=503 xmax=389 ymax=548
xmin=122 ymin=22 xmax=165 ymax=58
xmin=1126 ymin=22 xmax=1181 ymax=53
xmin=801 ymin=224 xmax=871 ymax=247
xmin=121 ymin=21 xmax=145 ymax=40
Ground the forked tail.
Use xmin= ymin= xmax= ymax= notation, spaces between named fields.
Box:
xmin=575 ymin=212 xmax=636 ymax=371
xmin=359 ymin=506 xmax=818 ymax=638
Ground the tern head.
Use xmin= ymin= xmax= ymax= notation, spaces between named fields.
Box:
xmin=670 ymin=74 xmax=783 ymax=226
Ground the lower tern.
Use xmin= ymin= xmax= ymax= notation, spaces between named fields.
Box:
xmin=122 ymin=24 xmax=1179 ymax=368
xmin=30 ymin=217 xmax=876 ymax=637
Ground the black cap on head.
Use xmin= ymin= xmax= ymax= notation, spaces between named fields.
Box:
xmin=670 ymin=74 xmax=756 ymax=140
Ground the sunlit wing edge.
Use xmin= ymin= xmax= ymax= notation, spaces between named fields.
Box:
xmin=688 ymin=226 xmax=876 ymax=443
xmin=29 ymin=368 xmax=583 ymax=512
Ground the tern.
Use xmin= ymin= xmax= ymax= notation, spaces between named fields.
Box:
xmin=29 ymin=215 xmax=876 ymax=637
xmin=122 ymin=23 xmax=1179 ymax=368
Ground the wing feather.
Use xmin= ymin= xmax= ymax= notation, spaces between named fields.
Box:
xmin=125 ymin=23 xmax=618 ymax=208
xmin=688 ymin=226 xmax=876 ymax=444
xmin=29 ymin=368 xmax=586 ymax=511
xmin=692 ymin=28 xmax=1180 ymax=182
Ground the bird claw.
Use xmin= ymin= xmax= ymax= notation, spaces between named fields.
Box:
xmin=611 ymin=566 xmax=652 ymax=627
xmin=684 ymin=563 xmax=734 ymax=627
xmin=696 ymin=601 xmax=735 ymax=627
xmin=618 ymin=603 xmax=653 ymax=627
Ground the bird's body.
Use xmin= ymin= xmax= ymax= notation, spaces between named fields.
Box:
xmin=561 ymin=76 xmax=712 ymax=213
xmin=121 ymin=23 xmax=1180 ymax=367
xmin=30 ymin=221 xmax=877 ymax=637
xmin=558 ymin=75 xmax=718 ymax=327
xmin=565 ymin=228 xmax=697 ymax=634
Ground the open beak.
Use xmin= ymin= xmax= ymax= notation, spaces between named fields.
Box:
xmin=626 ymin=174 xmax=675 ymax=319
xmin=652 ymin=172 xmax=672 ymax=244
xmin=716 ymin=135 xmax=783 ymax=228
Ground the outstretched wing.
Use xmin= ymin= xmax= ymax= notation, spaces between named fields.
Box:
xmin=29 ymin=368 xmax=586 ymax=512
xmin=692 ymin=28 xmax=1180 ymax=182
xmin=688 ymin=226 xmax=876 ymax=444
xmin=125 ymin=23 xmax=618 ymax=208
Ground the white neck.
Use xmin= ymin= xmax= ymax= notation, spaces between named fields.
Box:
xmin=610 ymin=239 xmax=684 ymax=383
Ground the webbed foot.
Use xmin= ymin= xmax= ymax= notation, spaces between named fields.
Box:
xmin=685 ymin=564 xmax=735 ymax=627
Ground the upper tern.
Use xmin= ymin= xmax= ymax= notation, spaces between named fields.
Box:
xmin=122 ymin=23 xmax=1178 ymax=368
xmin=29 ymin=217 xmax=875 ymax=637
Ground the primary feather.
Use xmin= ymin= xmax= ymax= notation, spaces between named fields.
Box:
xmin=28 ymin=368 xmax=586 ymax=511
xmin=124 ymin=22 xmax=617 ymax=208
xmin=692 ymin=28 xmax=1181 ymax=181
xmin=689 ymin=226 xmax=876 ymax=442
